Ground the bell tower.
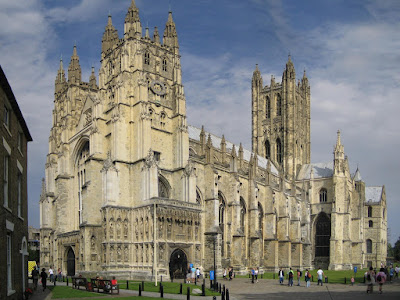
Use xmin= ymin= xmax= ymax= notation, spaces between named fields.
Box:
xmin=251 ymin=56 xmax=310 ymax=178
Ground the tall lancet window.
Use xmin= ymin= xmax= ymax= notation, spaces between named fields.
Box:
xmin=277 ymin=94 xmax=282 ymax=116
xmin=276 ymin=138 xmax=283 ymax=164
xmin=218 ymin=191 xmax=226 ymax=256
xmin=266 ymin=96 xmax=271 ymax=118
xmin=240 ymin=197 xmax=246 ymax=232
xmin=77 ymin=141 xmax=89 ymax=225
xmin=265 ymin=140 xmax=270 ymax=159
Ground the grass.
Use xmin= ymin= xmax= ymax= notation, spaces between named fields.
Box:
xmin=48 ymin=286 xmax=174 ymax=299
xmin=236 ymin=269 xmax=369 ymax=284
xmin=120 ymin=280 xmax=220 ymax=296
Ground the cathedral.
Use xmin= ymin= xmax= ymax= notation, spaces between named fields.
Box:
xmin=40 ymin=1 xmax=387 ymax=280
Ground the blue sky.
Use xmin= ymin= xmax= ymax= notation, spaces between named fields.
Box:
xmin=1 ymin=0 xmax=399 ymax=245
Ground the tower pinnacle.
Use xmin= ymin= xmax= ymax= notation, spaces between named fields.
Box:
xmin=163 ymin=11 xmax=179 ymax=49
xmin=68 ymin=45 xmax=81 ymax=84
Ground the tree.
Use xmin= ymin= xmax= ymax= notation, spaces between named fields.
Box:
xmin=393 ymin=236 xmax=400 ymax=262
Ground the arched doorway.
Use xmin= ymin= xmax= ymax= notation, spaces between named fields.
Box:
xmin=169 ymin=249 xmax=187 ymax=279
xmin=66 ymin=247 xmax=75 ymax=276
xmin=315 ymin=213 xmax=331 ymax=257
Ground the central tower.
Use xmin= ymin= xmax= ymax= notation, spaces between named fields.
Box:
xmin=251 ymin=57 xmax=311 ymax=178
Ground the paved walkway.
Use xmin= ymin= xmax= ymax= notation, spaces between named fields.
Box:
xmin=28 ymin=277 xmax=400 ymax=300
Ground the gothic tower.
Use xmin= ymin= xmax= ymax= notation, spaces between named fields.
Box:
xmin=251 ymin=56 xmax=310 ymax=179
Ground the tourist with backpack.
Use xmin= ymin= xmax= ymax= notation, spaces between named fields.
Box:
xmin=365 ymin=266 xmax=375 ymax=293
xmin=297 ymin=269 xmax=302 ymax=286
xmin=288 ymin=268 xmax=294 ymax=286
xmin=376 ymin=267 xmax=387 ymax=294
xmin=305 ymin=269 xmax=311 ymax=288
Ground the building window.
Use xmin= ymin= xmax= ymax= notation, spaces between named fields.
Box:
xmin=366 ymin=239 xmax=372 ymax=253
xmin=276 ymin=94 xmax=282 ymax=116
xmin=368 ymin=206 xmax=372 ymax=217
xmin=7 ymin=233 xmax=12 ymax=292
xmin=240 ymin=197 xmax=246 ymax=232
xmin=17 ymin=172 xmax=22 ymax=217
xmin=369 ymin=220 xmax=373 ymax=228
xmin=4 ymin=105 xmax=10 ymax=129
xmin=218 ymin=192 xmax=225 ymax=256
xmin=4 ymin=155 xmax=9 ymax=207
xmin=77 ymin=141 xmax=89 ymax=224
xmin=276 ymin=138 xmax=283 ymax=164
xmin=162 ymin=58 xmax=167 ymax=71
xmin=319 ymin=188 xmax=327 ymax=203
xmin=315 ymin=213 xmax=331 ymax=257
xmin=158 ymin=176 xmax=170 ymax=198
xmin=265 ymin=140 xmax=270 ymax=159
xmin=258 ymin=202 xmax=263 ymax=233
xmin=266 ymin=96 xmax=270 ymax=118
xmin=144 ymin=51 xmax=150 ymax=65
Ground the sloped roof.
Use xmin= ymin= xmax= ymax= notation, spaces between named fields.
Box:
xmin=353 ymin=168 xmax=362 ymax=181
xmin=188 ymin=125 xmax=279 ymax=175
xmin=365 ymin=186 xmax=383 ymax=203
xmin=297 ymin=162 xmax=334 ymax=180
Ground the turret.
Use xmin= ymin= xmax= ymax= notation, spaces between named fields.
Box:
xmin=251 ymin=64 xmax=263 ymax=153
xmin=163 ymin=11 xmax=179 ymax=51
xmin=55 ymin=57 xmax=66 ymax=94
xmin=283 ymin=54 xmax=295 ymax=80
xmin=89 ymin=66 xmax=97 ymax=89
xmin=124 ymin=0 xmax=142 ymax=38
xmin=333 ymin=130 xmax=345 ymax=173
xmin=102 ymin=14 xmax=119 ymax=54
xmin=153 ymin=27 xmax=160 ymax=44
xmin=68 ymin=45 xmax=81 ymax=84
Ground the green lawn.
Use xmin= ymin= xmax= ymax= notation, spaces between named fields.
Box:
xmin=236 ymin=269 xmax=369 ymax=284
xmin=48 ymin=286 xmax=174 ymax=299
xmin=121 ymin=280 xmax=220 ymax=296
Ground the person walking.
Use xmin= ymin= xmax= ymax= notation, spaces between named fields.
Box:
xmin=251 ymin=268 xmax=255 ymax=283
xmin=305 ymin=269 xmax=311 ymax=288
xmin=32 ymin=266 xmax=39 ymax=291
xmin=49 ymin=267 xmax=54 ymax=283
xmin=317 ymin=267 xmax=324 ymax=286
xmin=278 ymin=268 xmax=284 ymax=285
xmin=255 ymin=267 xmax=259 ymax=283
xmin=297 ymin=269 xmax=302 ymax=286
xmin=288 ymin=268 xmax=294 ymax=286
xmin=365 ymin=266 xmax=375 ymax=293
xmin=376 ymin=267 xmax=387 ymax=294
xmin=40 ymin=268 xmax=48 ymax=291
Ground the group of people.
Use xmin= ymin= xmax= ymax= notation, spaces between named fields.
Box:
xmin=365 ymin=265 xmax=394 ymax=294
xmin=223 ymin=267 xmax=235 ymax=280
xmin=31 ymin=267 xmax=50 ymax=291
xmin=250 ymin=267 xmax=259 ymax=283
xmin=278 ymin=267 xmax=325 ymax=287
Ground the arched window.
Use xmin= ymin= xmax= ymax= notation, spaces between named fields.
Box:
xmin=77 ymin=140 xmax=89 ymax=225
xmin=319 ymin=188 xmax=327 ymax=203
xmin=277 ymin=94 xmax=282 ymax=116
xmin=276 ymin=138 xmax=283 ymax=164
xmin=266 ymin=96 xmax=270 ymax=118
xmin=315 ymin=213 xmax=331 ymax=257
xmin=144 ymin=51 xmax=150 ymax=65
xmin=158 ymin=176 xmax=170 ymax=198
xmin=218 ymin=192 xmax=226 ymax=256
xmin=366 ymin=239 xmax=372 ymax=253
xmin=368 ymin=206 xmax=372 ymax=217
xmin=162 ymin=58 xmax=167 ymax=71
xmin=369 ymin=220 xmax=373 ymax=228
xmin=265 ymin=140 xmax=270 ymax=159
xmin=240 ymin=197 xmax=246 ymax=232
xmin=258 ymin=202 xmax=263 ymax=233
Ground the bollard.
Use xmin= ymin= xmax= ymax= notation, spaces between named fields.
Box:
xmin=219 ymin=283 xmax=221 ymax=293
xmin=261 ymin=273 xmax=263 ymax=279
xmin=139 ymin=284 xmax=142 ymax=296
xmin=195 ymin=276 xmax=197 ymax=285
xmin=226 ymin=288 xmax=230 ymax=300
xmin=273 ymin=273 xmax=275 ymax=279
xmin=180 ymin=283 xmax=183 ymax=294
xmin=67 ymin=277 xmax=69 ymax=286
xmin=142 ymin=281 xmax=144 ymax=291
xmin=344 ymin=277 xmax=347 ymax=284
xmin=210 ymin=280 xmax=213 ymax=289
xmin=223 ymin=284 xmax=225 ymax=294
xmin=159 ymin=283 xmax=162 ymax=293
xmin=187 ymin=287 xmax=190 ymax=300
xmin=160 ymin=285 xmax=164 ymax=298
xmin=126 ymin=280 xmax=129 ymax=290
xmin=202 ymin=283 xmax=205 ymax=296
xmin=54 ymin=279 xmax=56 ymax=286
xmin=171 ymin=274 xmax=174 ymax=283
xmin=221 ymin=290 xmax=225 ymax=300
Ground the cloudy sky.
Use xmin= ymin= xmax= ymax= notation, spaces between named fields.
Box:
xmin=1 ymin=0 xmax=399 ymax=244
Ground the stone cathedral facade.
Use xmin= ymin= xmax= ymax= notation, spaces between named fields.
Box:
xmin=40 ymin=1 xmax=387 ymax=279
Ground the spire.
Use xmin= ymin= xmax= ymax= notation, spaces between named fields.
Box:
xmin=89 ymin=66 xmax=97 ymax=89
xmin=55 ymin=56 xmax=66 ymax=93
xmin=231 ymin=144 xmax=237 ymax=158
xmin=283 ymin=54 xmax=295 ymax=80
xmin=124 ymin=0 xmax=142 ymax=37
xmin=301 ymin=68 xmax=309 ymax=88
xmin=102 ymin=14 xmax=119 ymax=53
xmin=163 ymin=11 xmax=179 ymax=49
xmin=334 ymin=130 xmax=345 ymax=173
xmin=68 ymin=44 xmax=81 ymax=84
xmin=153 ymin=26 xmax=160 ymax=44
xmin=353 ymin=167 xmax=362 ymax=181
xmin=145 ymin=26 xmax=150 ymax=39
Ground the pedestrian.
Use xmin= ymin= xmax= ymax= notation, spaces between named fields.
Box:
xmin=255 ymin=267 xmax=259 ymax=283
xmin=350 ymin=276 xmax=354 ymax=286
xmin=40 ymin=268 xmax=48 ymax=291
xmin=278 ymin=268 xmax=284 ymax=285
xmin=395 ymin=265 xmax=399 ymax=279
xmin=32 ymin=266 xmax=39 ymax=291
xmin=58 ymin=268 xmax=62 ymax=281
xmin=49 ymin=266 xmax=54 ymax=283
xmin=317 ymin=267 xmax=324 ymax=286
xmin=376 ymin=267 xmax=387 ymax=294
xmin=196 ymin=267 xmax=201 ymax=279
xmin=297 ymin=269 xmax=302 ymax=286
xmin=223 ymin=268 xmax=227 ymax=280
xmin=229 ymin=267 xmax=233 ymax=280
xmin=389 ymin=266 xmax=394 ymax=282
xmin=251 ymin=267 xmax=255 ymax=283
xmin=365 ymin=266 xmax=375 ymax=293
xmin=288 ymin=268 xmax=294 ymax=286
xmin=305 ymin=269 xmax=311 ymax=288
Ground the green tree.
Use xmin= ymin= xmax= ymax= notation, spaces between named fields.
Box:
xmin=393 ymin=236 xmax=400 ymax=262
